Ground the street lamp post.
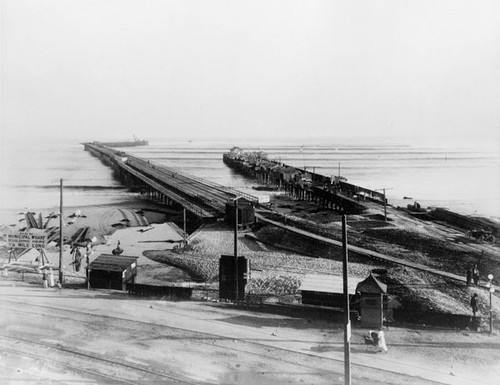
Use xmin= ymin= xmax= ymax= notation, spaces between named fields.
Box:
xmin=487 ymin=274 xmax=495 ymax=335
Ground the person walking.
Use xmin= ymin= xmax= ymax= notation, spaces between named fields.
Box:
xmin=470 ymin=294 xmax=478 ymax=317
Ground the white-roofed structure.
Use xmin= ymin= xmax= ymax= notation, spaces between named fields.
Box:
xmin=300 ymin=274 xmax=364 ymax=308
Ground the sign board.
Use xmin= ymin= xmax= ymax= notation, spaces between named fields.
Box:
xmin=7 ymin=232 xmax=48 ymax=249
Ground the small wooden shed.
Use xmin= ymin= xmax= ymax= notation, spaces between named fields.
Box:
xmin=355 ymin=274 xmax=387 ymax=328
xmin=225 ymin=199 xmax=255 ymax=228
xmin=88 ymin=254 xmax=138 ymax=291
xmin=300 ymin=274 xmax=364 ymax=308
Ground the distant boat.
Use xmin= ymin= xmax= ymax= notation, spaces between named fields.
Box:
xmin=98 ymin=135 xmax=149 ymax=147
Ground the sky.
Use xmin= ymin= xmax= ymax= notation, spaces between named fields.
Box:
xmin=1 ymin=0 xmax=500 ymax=144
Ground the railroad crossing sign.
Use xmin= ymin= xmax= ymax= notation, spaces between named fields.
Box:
xmin=7 ymin=232 xmax=48 ymax=249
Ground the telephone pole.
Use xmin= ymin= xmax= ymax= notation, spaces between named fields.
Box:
xmin=59 ymin=178 xmax=64 ymax=285
xmin=375 ymin=187 xmax=393 ymax=222
xmin=382 ymin=188 xmax=387 ymax=222
xmin=342 ymin=214 xmax=351 ymax=385
xmin=183 ymin=208 xmax=187 ymax=246
xmin=233 ymin=197 xmax=240 ymax=302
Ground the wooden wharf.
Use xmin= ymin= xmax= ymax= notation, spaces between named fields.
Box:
xmin=83 ymin=142 xmax=258 ymax=221
xmin=223 ymin=152 xmax=381 ymax=215
xmin=83 ymin=143 xmax=493 ymax=288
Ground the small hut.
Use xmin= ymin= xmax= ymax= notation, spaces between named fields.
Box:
xmin=88 ymin=254 xmax=138 ymax=291
xmin=355 ymin=274 xmax=388 ymax=328
xmin=225 ymin=199 xmax=255 ymax=228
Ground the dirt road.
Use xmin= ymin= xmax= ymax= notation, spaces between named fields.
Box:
xmin=0 ymin=282 xmax=498 ymax=385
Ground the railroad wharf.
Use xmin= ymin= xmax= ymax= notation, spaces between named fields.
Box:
xmin=82 ymin=142 xmax=258 ymax=222
xmin=223 ymin=148 xmax=386 ymax=215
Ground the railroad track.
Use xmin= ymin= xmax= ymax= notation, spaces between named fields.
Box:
xmin=83 ymin=143 xmax=259 ymax=221
xmin=0 ymin=298 xmax=448 ymax=385
xmin=126 ymin=155 xmax=245 ymax=213
xmin=0 ymin=334 xmax=196 ymax=384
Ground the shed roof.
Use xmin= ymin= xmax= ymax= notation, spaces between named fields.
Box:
xmin=89 ymin=254 xmax=138 ymax=272
xmin=355 ymin=274 xmax=387 ymax=294
xmin=300 ymin=274 xmax=364 ymax=295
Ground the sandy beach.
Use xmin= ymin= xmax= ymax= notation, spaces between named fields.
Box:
xmin=0 ymin=200 xmax=189 ymax=285
xmin=2 ymin=193 xmax=499 ymax=316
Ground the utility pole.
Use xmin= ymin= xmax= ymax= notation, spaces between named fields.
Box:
xmin=59 ymin=178 xmax=63 ymax=285
xmin=382 ymin=188 xmax=387 ymax=222
xmin=234 ymin=198 xmax=239 ymax=302
xmin=183 ymin=208 xmax=187 ymax=246
xmin=375 ymin=187 xmax=393 ymax=222
xmin=342 ymin=214 xmax=351 ymax=385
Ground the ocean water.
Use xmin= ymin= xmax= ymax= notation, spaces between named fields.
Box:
xmin=0 ymin=138 xmax=139 ymax=225
xmin=1 ymin=137 xmax=499 ymax=226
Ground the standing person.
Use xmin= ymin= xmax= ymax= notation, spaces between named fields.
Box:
xmin=472 ymin=265 xmax=480 ymax=286
xmin=42 ymin=270 xmax=48 ymax=288
xmin=85 ymin=241 xmax=93 ymax=288
xmin=48 ymin=268 xmax=55 ymax=287
xmin=85 ymin=241 xmax=93 ymax=264
xmin=466 ymin=267 xmax=472 ymax=286
xmin=85 ymin=244 xmax=91 ymax=268
xmin=470 ymin=294 xmax=478 ymax=317
xmin=70 ymin=246 xmax=82 ymax=271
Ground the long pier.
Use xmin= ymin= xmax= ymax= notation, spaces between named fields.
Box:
xmin=223 ymin=150 xmax=386 ymax=215
xmin=83 ymin=142 xmax=258 ymax=221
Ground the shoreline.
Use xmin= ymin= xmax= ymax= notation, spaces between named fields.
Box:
xmin=1 ymin=195 xmax=499 ymax=331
